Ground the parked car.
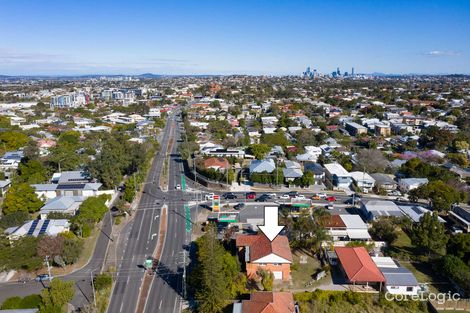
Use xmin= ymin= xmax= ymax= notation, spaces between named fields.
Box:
xmin=288 ymin=191 xmax=299 ymax=198
xmin=325 ymin=204 xmax=334 ymax=210
xmin=233 ymin=203 xmax=245 ymax=210
xmin=35 ymin=274 xmax=52 ymax=282
xmin=223 ymin=192 xmax=237 ymax=200
xmin=311 ymin=194 xmax=321 ymax=200
xmin=246 ymin=192 xmax=257 ymax=200
xmin=255 ymin=195 xmax=270 ymax=202
xmin=325 ymin=196 xmax=336 ymax=202
xmin=279 ymin=194 xmax=290 ymax=200
xmin=205 ymin=193 xmax=215 ymax=201
xmin=175 ymin=184 xmax=181 ymax=190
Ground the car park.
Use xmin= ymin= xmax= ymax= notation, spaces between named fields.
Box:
xmin=205 ymin=193 xmax=215 ymax=201
xmin=223 ymin=192 xmax=237 ymax=199
xmin=288 ymin=191 xmax=299 ymax=198
xmin=246 ymin=192 xmax=257 ymax=199
xmin=233 ymin=203 xmax=245 ymax=210
xmin=311 ymin=194 xmax=321 ymax=200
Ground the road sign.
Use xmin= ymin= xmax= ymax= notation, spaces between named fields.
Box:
xmin=212 ymin=195 xmax=220 ymax=212
xmin=145 ymin=257 xmax=153 ymax=268
xmin=184 ymin=203 xmax=191 ymax=233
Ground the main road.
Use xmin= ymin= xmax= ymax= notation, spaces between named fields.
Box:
xmin=108 ymin=109 xmax=189 ymax=313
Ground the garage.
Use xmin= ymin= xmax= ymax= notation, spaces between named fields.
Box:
xmin=273 ymin=271 xmax=283 ymax=280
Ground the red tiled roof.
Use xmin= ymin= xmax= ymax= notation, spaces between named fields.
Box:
xmin=242 ymin=292 xmax=295 ymax=313
xmin=323 ymin=215 xmax=346 ymax=228
xmin=236 ymin=234 xmax=293 ymax=263
xmin=203 ymin=157 xmax=229 ymax=170
xmin=335 ymin=247 xmax=385 ymax=283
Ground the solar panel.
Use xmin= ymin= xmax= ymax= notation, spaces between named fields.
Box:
xmin=27 ymin=220 xmax=39 ymax=236
xmin=38 ymin=220 xmax=50 ymax=235
xmin=56 ymin=184 xmax=86 ymax=190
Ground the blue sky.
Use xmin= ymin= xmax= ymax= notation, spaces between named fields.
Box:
xmin=0 ymin=0 xmax=469 ymax=75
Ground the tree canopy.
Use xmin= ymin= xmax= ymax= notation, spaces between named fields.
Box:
xmin=2 ymin=183 xmax=43 ymax=215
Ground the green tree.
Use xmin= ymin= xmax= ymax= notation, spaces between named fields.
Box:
xmin=94 ymin=273 xmax=112 ymax=291
xmin=248 ymin=144 xmax=270 ymax=160
xmin=17 ymin=160 xmax=49 ymax=184
xmin=409 ymin=180 xmax=464 ymax=211
xmin=411 ymin=212 xmax=449 ymax=256
xmin=369 ymin=217 xmax=398 ymax=243
xmin=447 ymin=233 xmax=470 ymax=263
xmin=39 ymin=278 xmax=75 ymax=313
xmin=258 ymin=269 xmax=274 ymax=291
xmin=75 ymin=196 xmax=108 ymax=223
xmin=0 ymin=131 xmax=29 ymax=151
xmin=2 ymin=183 xmax=44 ymax=215
xmin=192 ymin=227 xmax=230 ymax=313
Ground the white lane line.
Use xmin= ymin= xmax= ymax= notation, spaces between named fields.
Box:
xmin=159 ymin=300 xmax=162 ymax=310
xmin=148 ymin=208 xmax=155 ymax=240
xmin=119 ymin=300 xmax=124 ymax=312
xmin=173 ymin=297 xmax=178 ymax=313
xmin=136 ymin=210 xmax=146 ymax=241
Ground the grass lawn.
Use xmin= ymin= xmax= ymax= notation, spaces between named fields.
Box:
xmin=275 ymin=250 xmax=324 ymax=291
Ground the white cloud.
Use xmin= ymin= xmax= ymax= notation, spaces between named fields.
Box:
xmin=423 ymin=50 xmax=461 ymax=57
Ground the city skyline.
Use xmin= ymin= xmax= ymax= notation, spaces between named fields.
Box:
xmin=1 ymin=0 xmax=469 ymax=75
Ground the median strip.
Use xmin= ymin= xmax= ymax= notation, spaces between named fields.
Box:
xmin=135 ymin=204 xmax=168 ymax=313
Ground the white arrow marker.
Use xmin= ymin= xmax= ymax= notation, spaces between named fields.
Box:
xmin=259 ymin=206 xmax=284 ymax=241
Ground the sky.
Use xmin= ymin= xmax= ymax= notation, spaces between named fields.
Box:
xmin=0 ymin=0 xmax=469 ymax=75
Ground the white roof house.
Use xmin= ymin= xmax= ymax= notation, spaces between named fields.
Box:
xmin=349 ymin=171 xmax=375 ymax=193
xmin=399 ymin=178 xmax=429 ymax=192
xmin=249 ymin=159 xmax=276 ymax=174
xmin=5 ymin=219 xmax=70 ymax=240
xmin=324 ymin=163 xmax=352 ymax=188
xmin=360 ymin=200 xmax=404 ymax=221
xmin=39 ymin=196 xmax=84 ymax=219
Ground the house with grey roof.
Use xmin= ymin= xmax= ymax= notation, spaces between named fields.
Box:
xmin=360 ymin=200 xmax=403 ymax=221
xmin=249 ymin=159 xmax=276 ymax=174
xmin=372 ymin=257 xmax=419 ymax=296
xmin=449 ymin=205 xmax=470 ymax=232
xmin=32 ymin=183 xmax=102 ymax=200
xmin=303 ymin=162 xmax=325 ymax=184
xmin=370 ymin=173 xmax=397 ymax=192
xmin=39 ymin=196 xmax=85 ymax=219
xmin=399 ymin=178 xmax=428 ymax=193
xmin=5 ymin=219 xmax=70 ymax=240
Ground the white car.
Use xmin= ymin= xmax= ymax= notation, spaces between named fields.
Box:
xmin=175 ymin=184 xmax=181 ymax=190
xmin=279 ymin=194 xmax=290 ymax=200
xmin=205 ymin=193 xmax=215 ymax=201
xmin=317 ymin=193 xmax=327 ymax=199
xmin=294 ymin=195 xmax=306 ymax=200
xmin=266 ymin=193 xmax=277 ymax=199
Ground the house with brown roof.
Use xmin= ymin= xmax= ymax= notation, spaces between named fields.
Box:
xmin=203 ymin=157 xmax=230 ymax=171
xmin=236 ymin=234 xmax=293 ymax=281
xmin=334 ymin=246 xmax=385 ymax=290
xmin=232 ymin=292 xmax=297 ymax=313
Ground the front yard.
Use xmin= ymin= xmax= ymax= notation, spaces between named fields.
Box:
xmin=275 ymin=249 xmax=326 ymax=291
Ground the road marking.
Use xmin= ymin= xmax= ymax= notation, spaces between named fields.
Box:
xmin=119 ymin=300 xmax=124 ymax=312
xmin=173 ymin=297 xmax=178 ymax=313
xmin=136 ymin=210 xmax=146 ymax=241
xmin=159 ymin=300 xmax=162 ymax=310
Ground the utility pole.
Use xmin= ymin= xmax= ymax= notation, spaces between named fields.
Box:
xmin=90 ymin=270 xmax=97 ymax=308
xmin=45 ymin=256 xmax=52 ymax=280
xmin=182 ymin=249 xmax=187 ymax=299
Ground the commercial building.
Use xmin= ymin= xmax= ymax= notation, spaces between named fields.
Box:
xmin=360 ymin=200 xmax=403 ymax=221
